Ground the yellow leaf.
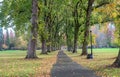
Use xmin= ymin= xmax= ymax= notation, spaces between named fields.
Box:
xmin=111 ymin=12 xmax=117 ymax=18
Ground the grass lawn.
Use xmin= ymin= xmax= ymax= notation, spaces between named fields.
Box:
xmin=66 ymin=48 xmax=120 ymax=77
xmin=0 ymin=50 xmax=58 ymax=77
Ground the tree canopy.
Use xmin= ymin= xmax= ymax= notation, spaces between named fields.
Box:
xmin=0 ymin=0 xmax=119 ymax=60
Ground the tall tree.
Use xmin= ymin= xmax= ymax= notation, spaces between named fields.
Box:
xmin=112 ymin=0 xmax=120 ymax=67
xmin=112 ymin=23 xmax=120 ymax=67
xmin=0 ymin=27 xmax=3 ymax=50
xmin=72 ymin=1 xmax=80 ymax=53
xmin=26 ymin=0 xmax=38 ymax=58
xmin=81 ymin=0 xmax=95 ymax=55
xmin=6 ymin=29 xmax=10 ymax=49
xmin=65 ymin=21 xmax=74 ymax=51
xmin=72 ymin=0 xmax=86 ymax=53
xmin=40 ymin=0 xmax=48 ymax=54
xmin=81 ymin=0 xmax=112 ymax=55
xmin=113 ymin=19 xmax=120 ymax=67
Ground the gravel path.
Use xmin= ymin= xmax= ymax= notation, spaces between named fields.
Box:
xmin=51 ymin=50 xmax=100 ymax=77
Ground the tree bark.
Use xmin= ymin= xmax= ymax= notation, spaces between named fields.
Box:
xmin=0 ymin=27 xmax=3 ymax=51
xmin=112 ymin=29 xmax=120 ymax=67
xmin=112 ymin=48 xmax=120 ymax=67
xmin=65 ymin=20 xmax=73 ymax=52
xmin=26 ymin=0 xmax=38 ymax=59
xmin=67 ymin=45 xmax=72 ymax=51
xmin=73 ymin=27 xmax=79 ymax=53
xmin=81 ymin=0 xmax=94 ymax=55
xmin=44 ymin=0 xmax=52 ymax=53
xmin=72 ymin=1 xmax=80 ymax=53
xmin=47 ymin=23 xmax=52 ymax=53
xmin=41 ymin=36 xmax=47 ymax=54
xmin=47 ymin=44 xmax=51 ymax=52
xmin=0 ymin=42 xmax=2 ymax=51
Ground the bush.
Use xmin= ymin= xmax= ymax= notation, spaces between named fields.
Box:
xmin=2 ymin=44 xmax=8 ymax=49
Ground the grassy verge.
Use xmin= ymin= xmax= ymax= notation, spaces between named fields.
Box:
xmin=66 ymin=48 xmax=120 ymax=77
xmin=0 ymin=50 xmax=58 ymax=77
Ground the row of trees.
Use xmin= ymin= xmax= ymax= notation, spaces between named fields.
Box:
xmin=0 ymin=27 xmax=15 ymax=50
xmin=0 ymin=0 xmax=120 ymax=66
xmin=0 ymin=0 xmax=66 ymax=57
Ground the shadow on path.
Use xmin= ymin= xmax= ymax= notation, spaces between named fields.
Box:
xmin=50 ymin=50 xmax=100 ymax=77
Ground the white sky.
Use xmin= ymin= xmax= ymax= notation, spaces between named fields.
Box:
xmin=0 ymin=0 xmax=3 ymax=6
xmin=0 ymin=0 xmax=3 ymax=2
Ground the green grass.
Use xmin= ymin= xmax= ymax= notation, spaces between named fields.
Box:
xmin=1 ymin=48 xmax=120 ymax=77
xmin=66 ymin=48 xmax=120 ymax=77
xmin=0 ymin=50 xmax=58 ymax=77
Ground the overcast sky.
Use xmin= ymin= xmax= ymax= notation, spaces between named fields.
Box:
xmin=0 ymin=0 xmax=3 ymax=2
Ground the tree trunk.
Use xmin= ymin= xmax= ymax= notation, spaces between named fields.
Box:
xmin=81 ymin=34 xmax=88 ymax=55
xmin=66 ymin=22 xmax=73 ymax=52
xmin=81 ymin=0 xmax=94 ymax=55
xmin=0 ymin=42 xmax=2 ymax=51
xmin=44 ymin=0 xmax=52 ymax=53
xmin=112 ymin=28 xmax=120 ymax=67
xmin=47 ymin=45 xmax=51 ymax=52
xmin=41 ymin=37 xmax=47 ymax=54
xmin=72 ymin=1 xmax=80 ymax=53
xmin=73 ymin=27 xmax=79 ymax=53
xmin=26 ymin=0 xmax=38 ymax=59
xmin=67 ymin=45 xmax=72 ymax=51
xmin=112 ymin=48 xmax=120 ymax=67
xmin=0 ymin=28 xmax=3 ymax=51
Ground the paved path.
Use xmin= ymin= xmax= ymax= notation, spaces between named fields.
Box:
xmin=51 ymin=50 xmax=99 ymax=77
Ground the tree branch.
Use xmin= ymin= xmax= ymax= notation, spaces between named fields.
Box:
xmin=93 ymin=2 xmax=110 ymax=10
